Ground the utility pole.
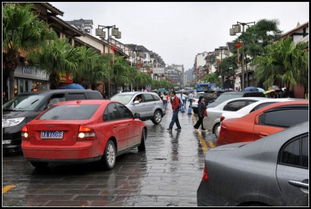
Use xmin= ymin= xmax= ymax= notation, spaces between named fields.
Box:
xmin=230 ymin=21 xmax=255 ymax=91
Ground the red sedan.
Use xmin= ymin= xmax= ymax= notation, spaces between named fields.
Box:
xmin=217 ymin=100 xmax=308 ymax=146
xmin=21 ymin=100 xmax=147 ymax=170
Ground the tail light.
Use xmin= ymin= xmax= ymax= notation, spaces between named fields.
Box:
xmin=220 ymin=116 xmax=225 ymax=122
xmin=202 ymin=165 xmax=209 ymax=182
xmin=21 ymin=126 xmax=29 ymax=140
xmin=77 ymin=126 xmax=96 ymax=140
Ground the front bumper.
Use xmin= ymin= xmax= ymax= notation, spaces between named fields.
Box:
xmin=3 ymin=131 xmax=22 ymax=149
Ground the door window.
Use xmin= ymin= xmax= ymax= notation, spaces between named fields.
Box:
xmin=103 ymin=103 xmax=121 ymax=121
xmin=115 ymin=103 xmax=133 ymax=119
xmin=259 ymin=106 xmax=308 ymax=128
xmin=143 ymin=94 xmax=154 ymax=102
xmin=223 ymin=100 xmax=256 ymax=111
xmin=278 ymin=134 xmax=308 ymax=169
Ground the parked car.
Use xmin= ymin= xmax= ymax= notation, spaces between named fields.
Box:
xmin=191 ymin=92 xmax=217 ymax=114
xmin=2 ymin=89 xmax=103 ymax=151
xmin=197 ymin=121 xmax=308 ymax=206
xmin=210 ymin=98 xmax=295 ymax=137
xmin=207 ymin=91 xmax=266 ymax=108
xmin=217 ymin=100 xmax=309 ymax=146
xmin=110 ymin=91 xmax=165 ymax=124
xmin=203 ymin=97 xmax=268 ymax=136
xmin=21 ymin=100 xmax=147 ymax=170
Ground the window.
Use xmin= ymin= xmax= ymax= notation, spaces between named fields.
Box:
xmin=66 ymin=93 xmax=86 ymax=100
xmin=259 ymin=106 xmax=308 ymax=128
xmin=87 ymin=91 xmax=103 ymax=99
xmin=39 ymin=104 xmax=99 ymax=120
xmin=115 ymin=103 xmax=133 ymax=119
xmin=47 ymin=94 xmax=66 ymax=108
xmin=152 ymin=94 xmax=161 ymax=101
xmin=143 ymin=93 xmax=154 ymax=102
xmin=103 ymin=103 xmax=121 ymax=121
xmin=278 ymin=134 xmax=308 ymax=168
xmin=223 ymin=100 xmax=256 ymax=111
xmin=250 ymin=102 xmax=276 ymax=112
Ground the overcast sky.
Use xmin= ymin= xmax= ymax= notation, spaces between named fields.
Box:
xmin=50 ymin=2 xmax=309 ymax=70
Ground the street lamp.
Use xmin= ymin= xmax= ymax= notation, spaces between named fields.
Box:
xmin=96 ymin=25 xmax=122 ymax=97
xmin=230 ymin=21 xmax=255 ymax=91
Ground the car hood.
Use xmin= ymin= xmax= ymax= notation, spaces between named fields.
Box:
xmin=2 ymin=110 xmax=39 ymax=119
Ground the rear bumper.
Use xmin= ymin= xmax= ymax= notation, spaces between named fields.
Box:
xmin=22 ymin=141 xmax=102 ymax=160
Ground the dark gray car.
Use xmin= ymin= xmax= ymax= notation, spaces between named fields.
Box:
xmin=197 ymin=121 xmax=308 ymax=206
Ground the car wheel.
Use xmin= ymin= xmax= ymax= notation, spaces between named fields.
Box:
xmin=30 ymin=161 xmax=49 ymax=169
xmin=101 ymin=140 xmax=116 ymax=170
xmin=138 ymin=129 xmax=146 ymax=152
xmin=152 ymin=110 xmax=162 ymax=125
xmin=213 ymin=123 xmax=220 ymax=138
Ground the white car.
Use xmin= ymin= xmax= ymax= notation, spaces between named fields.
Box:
xmin=206 ymin=98 xmax=296 ymax=137
xmin=203 ymin=97 xmax=269 ymax=136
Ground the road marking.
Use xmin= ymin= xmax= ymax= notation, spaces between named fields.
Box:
xmin=2 ymin=185 xmax=16 ymax=193
xmin=197 ymin=131 xmax=208 ymax=153
xmin=208 ymin=141 xmax=215 ymax=148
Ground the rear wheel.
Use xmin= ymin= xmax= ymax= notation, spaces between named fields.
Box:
xmin=30 ymin=161 xmax=49 ymax=169
xmin=138 ymin=129 xmax=146 ymax=152
xmin=100 ymin=140 xmax=116 ymax=170
xmin=152 ymin=110 xmax=162 ymax=125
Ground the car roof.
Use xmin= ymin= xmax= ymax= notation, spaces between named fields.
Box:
xmin=114 ymin=91 xmax=158 ymax=95
xmin=55 ymin=99 xmax=111 ymax=106
xmin=26 ymin=89 xmax=100 ymax=96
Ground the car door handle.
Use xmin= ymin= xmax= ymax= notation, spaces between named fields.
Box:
xmin=259 ymin=132 xmax=268 ymax=137
xmin=288 ymin=180 xmax=309 ymax=189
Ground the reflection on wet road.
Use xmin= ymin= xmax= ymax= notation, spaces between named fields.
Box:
xmin=3 ymin=105 xmax=217 ymax=206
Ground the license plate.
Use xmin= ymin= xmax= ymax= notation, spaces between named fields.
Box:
xmin=41 ymin=131 xmax=63 ymax=139
xmin=3 ymin=140 xmax=11 ymax=145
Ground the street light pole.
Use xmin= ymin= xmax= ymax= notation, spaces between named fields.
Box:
xmin=230 ymin=21 xmax=255 ymax=91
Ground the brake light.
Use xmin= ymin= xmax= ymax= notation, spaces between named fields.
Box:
xmin=21 ymin=126 xmax=29 ymax=140
xmin=220 ymin=116 xmax=225 ymax=122
xmin=78 ymin=126 xmax=96 ymax=140
xmin=202 ymin=165 xmax=209 ymax=182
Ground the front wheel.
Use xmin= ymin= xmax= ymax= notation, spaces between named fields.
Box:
xmin=100 ymin=140 xmax=116 ymax=170
xmin=152 ymin=110 xmax=162 ymax=125
xmin=138 ymin=129 xmax=146 ymax=152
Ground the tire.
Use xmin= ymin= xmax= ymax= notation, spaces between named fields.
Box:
xmin=138 ymin=129 xmax=146 ymax=152
xmin=213 ymin=123 xmax=220 ymax=138
xmin=100 ymin=140 xmax=117 ymax=170
xmin=30 ymin=161 xmax=49 ymax=169
xmin=152 ymin=110 xmax=162 ymax=125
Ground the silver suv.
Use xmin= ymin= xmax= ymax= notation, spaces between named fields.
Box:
xmin=111 ymin=92 xmax=166 ymax=124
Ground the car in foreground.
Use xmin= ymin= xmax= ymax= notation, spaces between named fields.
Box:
xmin=217 ymin=100 xmax=309 ymax=146
xmin=203 ymin=97 xmax=268 ymax=136
xmin=207 ymin=91 xmax=266 ymax=108
xmin=21 ymin=100 xmax=147 ymax=170
xmin=197 ymin=121 xmax=308 ymax=206
xmin=110 ymin=91 xmax=165 ymax=125
xmin=211 ymin=98 xmax=295 ymax=137
xmin=2 ymin=89 xmax=103 ymax=151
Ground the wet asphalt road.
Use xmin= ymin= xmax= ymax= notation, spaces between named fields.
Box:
xmin=2 ymin=103 xmax=217 ymax=207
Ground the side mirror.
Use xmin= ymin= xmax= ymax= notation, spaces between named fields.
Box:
xmin=134 ymin=113 xmax=141 ymax=119
xmin=255 ymin=115 xmax=260 ymax=124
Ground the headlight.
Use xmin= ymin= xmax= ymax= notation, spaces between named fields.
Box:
xmin=2 ymin=117 xmax=25 ymax=128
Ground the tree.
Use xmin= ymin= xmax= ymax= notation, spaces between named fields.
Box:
xmin=254 ymin=37 xmax=308 ymax=95
xmin=3 ymin=3 xmax=56 ymax=98
xmin=29 ymin=38 xmax=80 ymax=89
xmin=202 ymin=73 xmax=221 ymax=87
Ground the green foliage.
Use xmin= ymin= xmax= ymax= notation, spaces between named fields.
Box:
xmin=254 ymin=37 xmax=308 ymax=91
xmin=218 ymin=56 xmax=237 ymax=77
xmin=202 ymin=73 xmax=221 ymax=86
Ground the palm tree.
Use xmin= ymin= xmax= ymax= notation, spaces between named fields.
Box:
xmin=28 ymin=38 xmax=80 ymax=89
xmin=254 ymin=37 xmax=308 ymax=96
xmin=3 ymin=3 xmax=56 ymax=98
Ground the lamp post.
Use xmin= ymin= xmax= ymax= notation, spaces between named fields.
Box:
xmin=230 ymin=21 xmax=255 ymax=91
xmin=96 ymin=25 xmax=121 ymax=97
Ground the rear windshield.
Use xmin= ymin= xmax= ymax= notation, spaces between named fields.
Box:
xmin=111 ymin=94 xmax=134 ymax=104
xmin=39 ymin=104 xmax=99 ymax=120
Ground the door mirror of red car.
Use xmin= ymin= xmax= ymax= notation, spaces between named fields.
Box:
xmin=134 ymin=113 xmax=141 ymax=119
xmin=255 ymin=115 xmax=260 ymax=124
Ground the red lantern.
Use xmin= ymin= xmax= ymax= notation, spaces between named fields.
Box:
xmin=235 ymin=42 xmax=242 ymax=48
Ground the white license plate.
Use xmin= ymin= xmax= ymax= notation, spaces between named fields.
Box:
xmin=41 ymin=131 xmax=64 ymax=139
xmin=3 ymin=140 xmax=11 ymax=145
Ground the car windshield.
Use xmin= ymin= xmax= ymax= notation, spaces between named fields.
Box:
xmin=3 ymin=94 xmax=45 ymax=111
xmin=110 ymin=94 xmax=134 ymax=105
xmin=39 ymin=104 xmax=99 ymax=120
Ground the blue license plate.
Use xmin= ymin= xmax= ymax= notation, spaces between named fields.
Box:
xmin=41 ymin=131 xmax=63 ymax=139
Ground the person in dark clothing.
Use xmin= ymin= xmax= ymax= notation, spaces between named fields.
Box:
xmin=167 ymin=91 xmax=182 ymax=131
xmin=194 ymin=96 xmax=206 ymax=131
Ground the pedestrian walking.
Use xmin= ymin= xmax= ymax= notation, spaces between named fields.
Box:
xmin=167 ymin=91 xmax=182 ymax=131
xmin=193 ymin=96 xmax=207 ymax=131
